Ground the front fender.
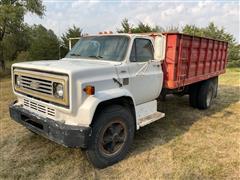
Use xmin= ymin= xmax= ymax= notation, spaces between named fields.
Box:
xmin=76 ymin=88 xmax=135 ymax=126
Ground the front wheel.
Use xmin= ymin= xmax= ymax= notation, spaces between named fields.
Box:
xmin=86 ymin=105 xmax=135 ymax=168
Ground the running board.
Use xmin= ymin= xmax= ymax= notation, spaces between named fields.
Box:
xmin=138 ymin=112 xmax=165 ymax=127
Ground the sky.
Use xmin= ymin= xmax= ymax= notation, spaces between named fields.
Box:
xmin=24 ymin=0 xmax=240 ymax=42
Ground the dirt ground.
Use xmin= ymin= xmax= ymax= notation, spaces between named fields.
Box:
xmin=0 ymin=68 xmax=239 ymax=179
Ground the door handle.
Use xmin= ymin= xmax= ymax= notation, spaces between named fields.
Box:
xmin=120 ymin=70 xmax=127 ymax=73
xmin=153 ymin=64 xmax=160 ymax=67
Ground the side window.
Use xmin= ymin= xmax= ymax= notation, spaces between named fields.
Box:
xmin=130 ymin=38 xmax=154 ymax=62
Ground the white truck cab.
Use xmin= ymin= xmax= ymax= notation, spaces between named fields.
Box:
xmin=9 ymin=33 xmax=166 ymax=168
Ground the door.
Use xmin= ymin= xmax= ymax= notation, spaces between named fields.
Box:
xmin=127 ymin=38 xmax=163 ymax=105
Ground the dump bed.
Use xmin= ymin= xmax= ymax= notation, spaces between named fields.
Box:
xmin=162 ymin=33 xmax=228 ymax=89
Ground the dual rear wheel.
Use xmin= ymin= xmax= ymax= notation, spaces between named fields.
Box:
xmin=189 ymin=77 xmax=218 ymax=109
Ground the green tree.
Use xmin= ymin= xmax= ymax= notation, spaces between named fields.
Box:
xmin=183 ymin=22 xmax=240 ymax=67
xmin=152 ymin=25 xmax=165 ymax=32
xmin=117 ymin=19 xmax=154 ymax=33
xmin=2 ymin=24 xmax=31 ymax=62
xmin=117 ymin=18 xmax=179 ymax=33
xmin=117 ymin=18 xmax=132 ymax=33
xmin=164 ymin=26 xmax=179 ymax=33
xmin=61 ymin=25 xmax=82 ymax=57
xmin=29 ymin=25 xmax=59 ymax=60
xmin=133 ymin=22 xmax=153 ymax=33
xmin=0 ymin=0 xmax=45 ymax=70
xmin=182 ymin=24 xmax=202 ymax=36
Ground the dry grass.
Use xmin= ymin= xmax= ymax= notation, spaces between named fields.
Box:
xmin=0 ymin=68 xmax=239 ymax=179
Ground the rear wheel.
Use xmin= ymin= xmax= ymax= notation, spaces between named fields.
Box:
xmin=86 ymin=105 xmax=135 ymax=168
xmin=197 ymin=80 xmax=215 ymax=109
xmin=212 ymin=77 xmax=219 ymax=98
xmin=189 ymin=83 xmax=200 ymax=108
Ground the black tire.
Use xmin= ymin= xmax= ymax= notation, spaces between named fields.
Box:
xmin=197 ymin=80 xmax=215 ymax=110
xmin=212 ymin=77 xmax=218 ymax=98
xmin=86 ymin=105 xmax=135 ymax=169
xmin=189 ymin=83 xmax=200 ymax=108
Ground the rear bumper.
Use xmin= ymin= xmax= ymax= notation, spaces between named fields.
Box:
xmin=9 ymin=101 xmax=91 ymax=148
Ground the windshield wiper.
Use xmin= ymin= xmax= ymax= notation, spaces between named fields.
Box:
xmin=88 ymin=55 xmax=103 ymax=59
xmin=70 ymin=53 xmax=81 ymax=56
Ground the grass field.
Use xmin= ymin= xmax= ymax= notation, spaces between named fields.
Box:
xmin=0 ymin=68 xmax=239 ymax=179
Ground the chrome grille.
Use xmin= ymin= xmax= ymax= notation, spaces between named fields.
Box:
xmin=24 ymin=99 xmax=56 ymax=117
xmin=19 ymin=76 xmax=53 ymax=95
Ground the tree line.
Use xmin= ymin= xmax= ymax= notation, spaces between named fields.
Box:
xmin=0 ymin=0 xmax=239 ymax=73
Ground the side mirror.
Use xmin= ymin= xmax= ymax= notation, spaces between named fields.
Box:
xmin=154 ymin=35 xmax=166 ymax=62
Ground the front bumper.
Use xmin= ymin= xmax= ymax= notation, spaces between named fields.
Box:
xmin=9 ymin=101 xmax=91 ymax=148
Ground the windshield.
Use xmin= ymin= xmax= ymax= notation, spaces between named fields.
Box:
xmin=65 ymin=35 xmax=129 ymax=61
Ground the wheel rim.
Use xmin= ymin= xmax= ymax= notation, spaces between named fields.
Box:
xmin=206 ymin=87 xmax=213 ymax=107
xmin=99 ymin=119 xmax=127 ymax=156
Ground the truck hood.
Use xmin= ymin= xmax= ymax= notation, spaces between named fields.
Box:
xmin=12 ymin=58 xmax=121 ymax=76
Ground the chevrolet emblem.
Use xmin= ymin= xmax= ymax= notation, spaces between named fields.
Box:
xmin=30 ymin=81 xmax=39 ymax=89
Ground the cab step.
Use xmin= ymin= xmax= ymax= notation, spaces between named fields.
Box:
xmin=138 ymin=112 xmax=165 ymax=127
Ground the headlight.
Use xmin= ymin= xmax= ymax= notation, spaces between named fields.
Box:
xmin=53 ymin=83 xmax=64 ymax=98
xmin=16 ymin=75 xmax=21 ymax=86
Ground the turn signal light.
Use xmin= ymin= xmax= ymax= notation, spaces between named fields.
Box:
xmin=99 ymin=31 xmax=113 ymax=34
xmin=84 ymin=85 xmax=95 ymax=95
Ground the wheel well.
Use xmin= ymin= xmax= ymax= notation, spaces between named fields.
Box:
xmin=91 ymin=96 xmax=136 ymax=128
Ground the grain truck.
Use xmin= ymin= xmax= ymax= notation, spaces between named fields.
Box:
xmin=9 ymin=32 xmax=228 ymax=168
